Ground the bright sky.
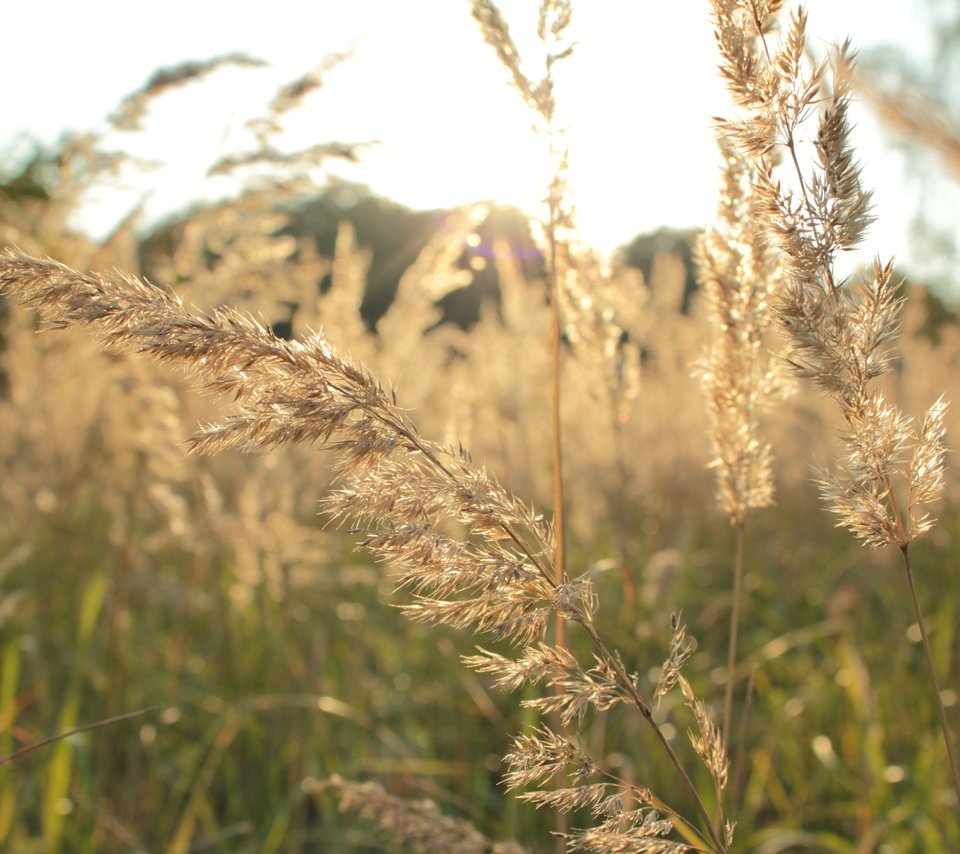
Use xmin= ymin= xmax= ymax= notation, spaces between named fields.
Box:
xmin=2 ymin=1 xmax=949 ymax=273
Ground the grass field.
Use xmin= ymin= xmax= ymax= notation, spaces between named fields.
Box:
xmin=1 ymin=1 xmax=958 ymax=851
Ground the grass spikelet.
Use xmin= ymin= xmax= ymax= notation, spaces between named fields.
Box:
xmin=696 ymin=137 xmax=782 ymax=526
xmin=502 ymin=725 xmax=596 ymax=792
xmin=653 ymin=616 xmax=694 ymax=703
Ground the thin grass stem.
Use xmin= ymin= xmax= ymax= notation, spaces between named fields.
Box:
xmin=0 ymin=708 xmax=156 ymax=768
xmin=715 ymin=521 xmax=744 ymax=834
xmin=547 ymin=124 xmax=569 ymax=854
xmin=721 ymin=523 xmax=745 ymax=776
xmin=576 ymin=617 xmax=728 ymax=853
xmin=730 ymin=668 xmax=755 ymax=825
xmin=900 ymin=544 xmax=960 ymax=807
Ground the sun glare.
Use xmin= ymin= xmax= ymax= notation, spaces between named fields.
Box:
xmin=8 ymin=0 xmax=940 ymax=263
xmin=76 ymin=2 xmax=555 ymax=246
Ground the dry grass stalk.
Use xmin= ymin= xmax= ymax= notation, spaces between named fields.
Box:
xmin=696 ymin=138 xmax=782 ymax=528
xmin=206 ymin=142 xmax=362 ymax=179
xmin=249 ymin=47 xmax=357 ymax=145
xmin=695 ymin=133 xmax=784 ymax=815
xmin=469 ymin=7 xmax=576 ymax=845
xmin=471 ymin=0 xmax=576 ymax=589
xmin=469 ymin=613 xmax=732 ymax=852
xmin=110 ymin=54 xmax=267 ymax=132
xmin=471 ymin=3 xmax=648 ymax=603
xmin=471 ymin=0 xmax=646 ymax=616
xmin=0 ymin=249 xmax=730 ymax=851
xmin=467 ymin=6 xmax=713 ymax=849
xmin=0 ymin=251 xmax=556 ymax=614
xmin=315 ymin=774 xmax=526 ymax=854
xmin=711 ymin=0 xmax=959 ymax=810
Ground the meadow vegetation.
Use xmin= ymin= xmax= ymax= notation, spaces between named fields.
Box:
xmin=0 ymin=1 xmax=958 ymax=851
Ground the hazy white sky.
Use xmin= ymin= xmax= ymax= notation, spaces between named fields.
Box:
xmin=1 ymin=1 xmax=946 ymax=266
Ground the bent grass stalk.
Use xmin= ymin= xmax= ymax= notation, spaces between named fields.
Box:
xmin=0 ymin=250 xmax=728 ymax=852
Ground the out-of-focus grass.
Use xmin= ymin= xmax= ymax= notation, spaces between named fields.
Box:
xmin=0 ymin=475 xmax=956 ymax=851
xmin=0 ymin=482 xmax=532 ymax=851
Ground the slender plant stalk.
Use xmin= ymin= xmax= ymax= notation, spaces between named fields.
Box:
xmin=0 ymin=707 xmax=155 ymax=768
xmin=730 ymin=668 xmax=755 ymax=824
xmin=576 ymin=618 xmax=728 ymax=853
xmin=721 ymin=523 xmax=745 ymax=764
xmin=900 ymin=544 xmax=960 ymax=805
xmin=468 ymin=4 xmax=736 ymax=832
xmin=547 ymin=176 xmax=569 ymax=854
xmin=548 ymin=206 xmax=567 ymax=595
xmin=610 ymin=410 xmax=638 ymax=620
xmin=696 ymin=131 xmax=779 ymax=834
xmin=716 ymin=520 xmax=744 ymax=831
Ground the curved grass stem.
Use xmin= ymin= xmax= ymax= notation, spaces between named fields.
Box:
xmin=577 ymin=617 xmax=728 ymax=854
